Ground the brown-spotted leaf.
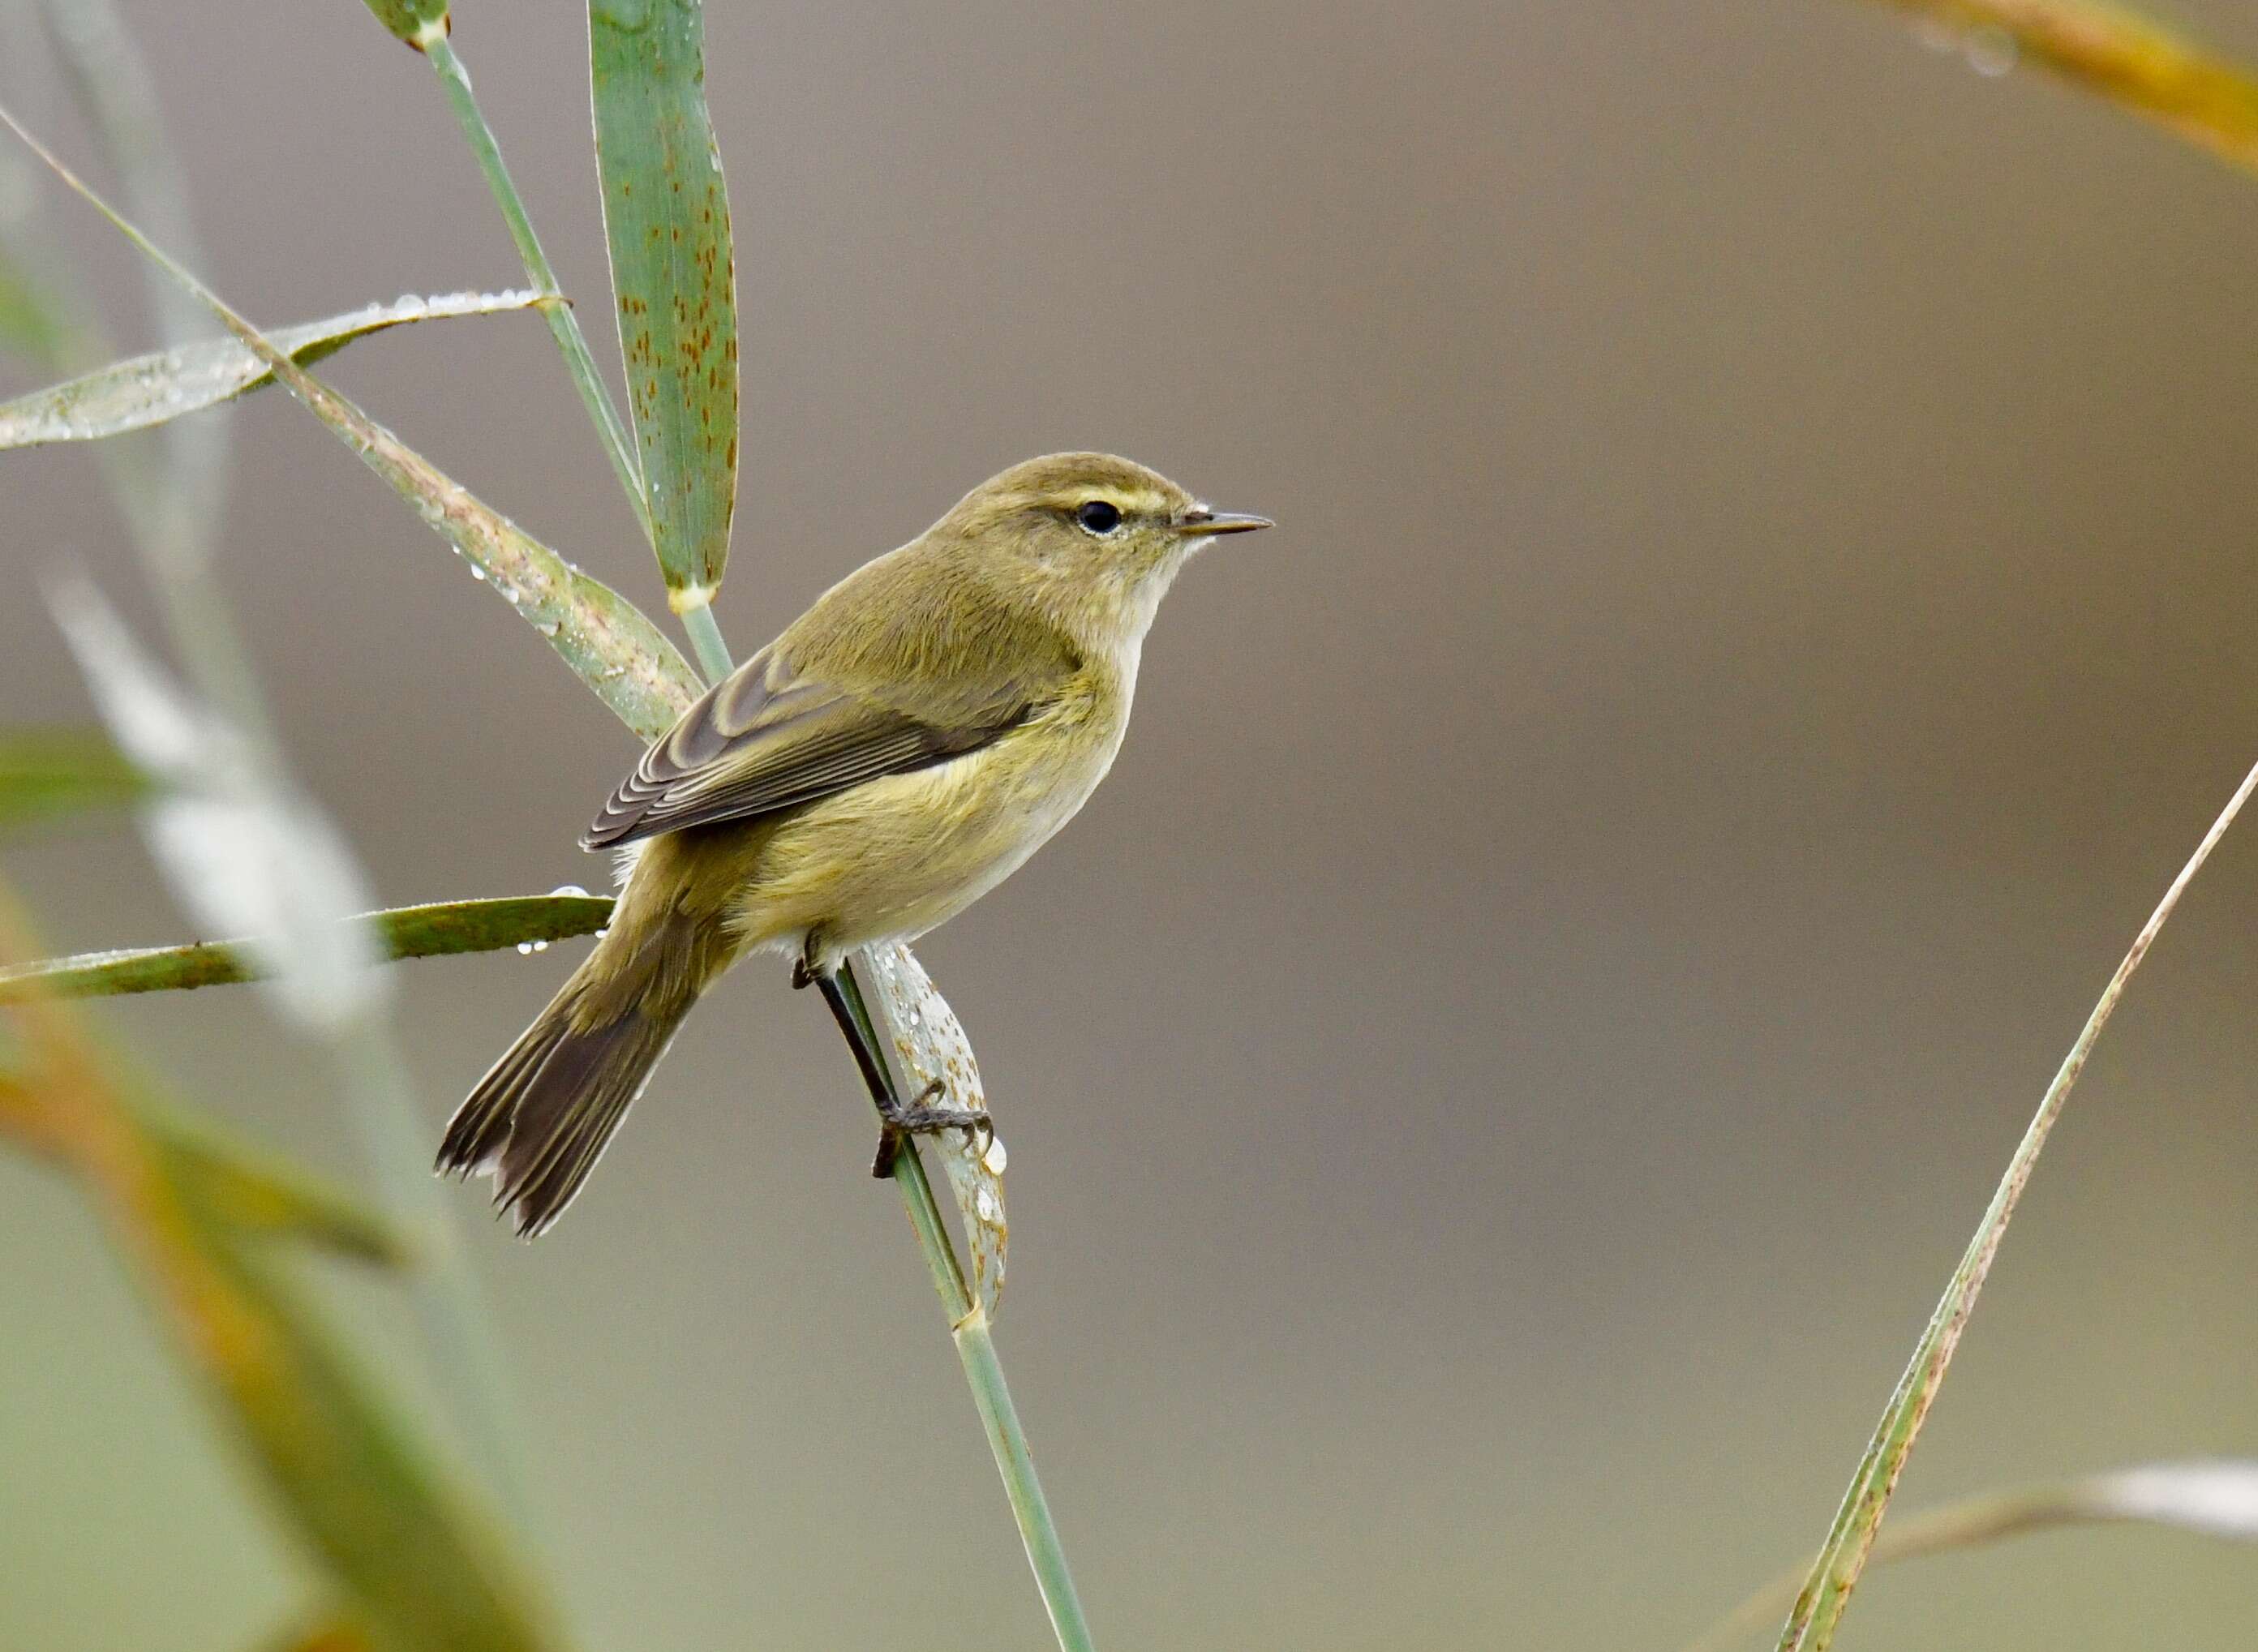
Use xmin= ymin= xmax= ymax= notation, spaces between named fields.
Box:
xmin=590 ymin=0 xmax=740 ymax=609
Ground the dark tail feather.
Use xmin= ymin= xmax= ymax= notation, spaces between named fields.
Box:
xmin=438 ymin=985 xmax=686 ymax=1238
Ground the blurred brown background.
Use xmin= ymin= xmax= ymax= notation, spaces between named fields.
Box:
xmin=6 ymin=1 xmax=2258 ymax=1646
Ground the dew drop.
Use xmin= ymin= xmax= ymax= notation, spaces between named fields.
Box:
xmin=1964 ymin=26 xmax=2015 ymax=77
xmin=549 ymin=884 xmax=591 ymax=898
xmin=516 ymin=942 xmax=534 ymax=955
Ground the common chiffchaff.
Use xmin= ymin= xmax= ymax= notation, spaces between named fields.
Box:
xmin=438 ymin=453 xmax=1270 ymax=1234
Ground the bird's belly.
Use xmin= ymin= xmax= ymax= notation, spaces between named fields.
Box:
xmin=729 ymin=722 xmax=1118 ymax=963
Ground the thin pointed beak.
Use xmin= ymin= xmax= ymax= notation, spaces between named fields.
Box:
xmin=1177 ymin=507 xmax=1274 ymax=538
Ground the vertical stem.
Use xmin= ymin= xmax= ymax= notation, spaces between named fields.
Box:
xmin=953 ymin=1310 xmax=1095 ymax=1652
xmin=421 ymin=32 xmax=652 ymax=545
xmin=835 ymin=960 xmax=1096 ymax=1651
xmin=679 ymin=598 xmax=733 ymax=684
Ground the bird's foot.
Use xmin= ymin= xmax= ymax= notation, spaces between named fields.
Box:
xmin=869 ymin=1078 xmax=994 ymax=1177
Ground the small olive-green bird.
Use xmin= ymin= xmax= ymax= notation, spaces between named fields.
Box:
xmin=438 ymin=453 xmax=1269 ymax=1235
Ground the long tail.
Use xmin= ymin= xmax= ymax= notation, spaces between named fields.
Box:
xmin=437 ymin=908 xmax=721 ymax=1238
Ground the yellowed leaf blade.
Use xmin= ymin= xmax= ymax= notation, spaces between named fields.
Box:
xmin=1870 ymin=2 xmax=2258 ymax=175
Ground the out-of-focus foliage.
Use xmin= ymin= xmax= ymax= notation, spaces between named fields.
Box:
xmin=0 ymin=895 xmax=563 ymax=1652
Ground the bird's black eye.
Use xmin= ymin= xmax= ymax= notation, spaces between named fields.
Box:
xmin=1075 ymin=500 xmax=1122 ymax=534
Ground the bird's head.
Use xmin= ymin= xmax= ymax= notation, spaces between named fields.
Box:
xmin=935 ymin=452 xmax=1271 ymax=649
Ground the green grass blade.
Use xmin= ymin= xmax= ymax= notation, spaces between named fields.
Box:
xmin=1775 ymin=754 xmax=2258 ymax=1651
xmin=0 ymin=96 xmax=702 ymax=743
xmin=1865 ymin=2 xmax=2258 ymax=177
xmin=589 ymin=0 xmax=740 ymax=612
xmin=0 ymin=290 xmax=546 ymax=448
xmin=0 ymin=894 xmax=616 ymax=1002
xmin=0 ymin=727 xmax=148 ymax=822
xmin=1688 ymin=1460 xmax=2258 ymax=1652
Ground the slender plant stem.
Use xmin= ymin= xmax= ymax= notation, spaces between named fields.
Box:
xmin=836 ymin=959 xmax=1096 ymax=1652
xmin=679 ymin=599 xmax=734 ymax=682
xmin=420 ymin=32 xmax=650 ymax=545
xmin=1775 ymin=752 xmax=2258 ymax=1650
xmin=424 ymin=31 xmax=733 ymax=684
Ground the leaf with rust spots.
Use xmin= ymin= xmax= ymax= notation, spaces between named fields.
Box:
xmin=590 ymin=0 xmax=741 ymax=611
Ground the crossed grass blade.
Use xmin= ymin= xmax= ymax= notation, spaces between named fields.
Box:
xmin=0 ymin=95 xmax=702 ymax=746
xmin=0 ymin=290 xmax=547 ymax=448
xmin=1685 ymin=1459 xmax=2258 ymax=1652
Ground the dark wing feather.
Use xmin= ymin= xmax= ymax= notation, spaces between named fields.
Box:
xmin=582 ymin=640 xmax=1036 ymax=850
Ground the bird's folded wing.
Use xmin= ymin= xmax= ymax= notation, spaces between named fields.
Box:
xmin=582 ymin=641 xmax=1037 ymax=849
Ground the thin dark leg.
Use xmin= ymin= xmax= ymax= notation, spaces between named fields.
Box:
xmin=815 ymin=968 xmax=894 ymax=1109
xmin=816 ymin=959 xmax=992 ymax=1177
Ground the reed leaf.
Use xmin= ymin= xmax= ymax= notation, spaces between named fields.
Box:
xmin=0 ymin=290 xmax=547 ymax=448
xmin=0 ymin=894 xmax=615 ymax=1002
xmin=590 ymin=0 xmax=740 ymax=615
xmin=3 ymin=83 xmax=1090 ymax=1650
